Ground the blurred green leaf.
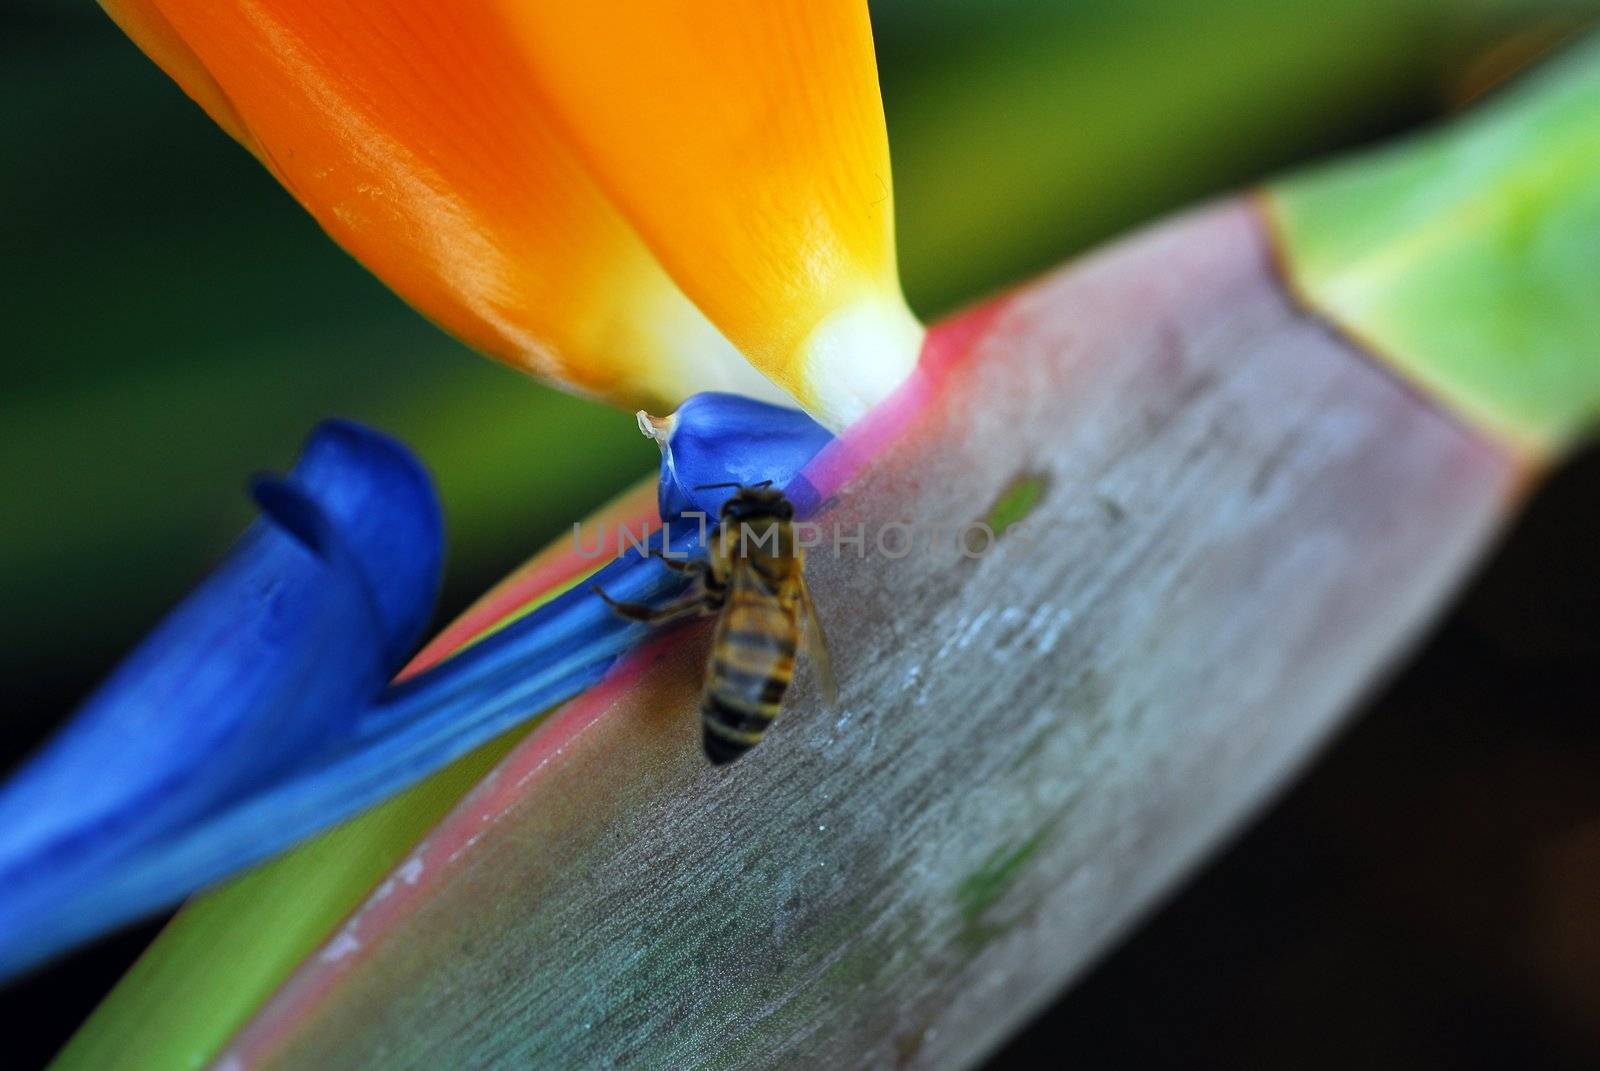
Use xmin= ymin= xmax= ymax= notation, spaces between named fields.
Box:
xmin=876 ymin=0 xmax=1595 ymax=313
xmin=1269 ymin=31 xmax=1600 ymax=457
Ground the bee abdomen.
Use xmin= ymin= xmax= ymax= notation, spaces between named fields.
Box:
xmin=701 ymin=688 xmax=784 ymax=766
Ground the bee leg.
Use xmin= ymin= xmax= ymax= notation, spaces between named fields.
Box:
xmin=592 ymin=584 xmax=708 ymax=624
xmin=648 ymin=550 xmax=709 ymax=577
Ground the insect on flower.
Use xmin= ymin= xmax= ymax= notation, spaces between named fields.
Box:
xmin=596 ymin=483 xmax=837 ymax=764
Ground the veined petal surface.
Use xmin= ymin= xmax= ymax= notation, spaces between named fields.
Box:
xmin=98 ymin=0 xmax=782 ymax=411
xmin=504 ymin=1 xmax=925 ymax=428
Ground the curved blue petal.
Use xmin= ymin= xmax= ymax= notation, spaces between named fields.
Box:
xmin=649 ymin=393 xmax=833 ymax=520
xmin=285 ymin=419 xmax=444 ymax=667
xmin=0 ymin=400 xmax=835 ymax=978
xmin=0 ymin=532 xmax=687 ymax=977
xmin=0 ymin=421 xmax=441 ymax=974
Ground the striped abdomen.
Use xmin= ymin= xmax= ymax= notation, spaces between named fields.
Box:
xmin=701 ymin=570 xmax=800 ymax=765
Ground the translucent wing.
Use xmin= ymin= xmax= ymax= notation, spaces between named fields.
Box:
xmin=796 ymin=575 xmax=839 ymax=708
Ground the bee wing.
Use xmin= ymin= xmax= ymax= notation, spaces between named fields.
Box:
xmin=797 ymin=575 xmax=839 ymax=708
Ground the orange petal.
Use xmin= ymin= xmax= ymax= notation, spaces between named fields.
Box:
xmin=501 ymin=1 xmax=924 ymax=428
xmin=98 ymin=1 xmax=257 ymax=159
xmin=98 ymin=0 xmax=782 ymax=412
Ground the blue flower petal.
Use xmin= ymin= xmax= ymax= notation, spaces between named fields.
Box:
xmin=283 ymin=419 xmax=444 ymax=668
xmin=648 ymin=392 xmax=833 ymax=520
xmin=0 ymin=530 xmax=689 ymax=977
xmin=0 ymin=420 xmax=441 ymax=975
xmin=0 ymin=399 xmax=832 ymax=977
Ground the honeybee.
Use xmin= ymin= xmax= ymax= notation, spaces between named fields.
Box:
xmin=595 ymin=482 xmax=836 ymax=765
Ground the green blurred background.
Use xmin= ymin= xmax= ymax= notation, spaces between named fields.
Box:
xmin=4 ymin=0 xmax=1598 ymax=1066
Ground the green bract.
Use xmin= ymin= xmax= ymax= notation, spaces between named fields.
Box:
xmin=1269 ymin=33 xmax=1600 ymax=459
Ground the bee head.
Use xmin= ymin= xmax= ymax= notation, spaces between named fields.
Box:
xmin=718 ymin=485 xmax=792 ymax=524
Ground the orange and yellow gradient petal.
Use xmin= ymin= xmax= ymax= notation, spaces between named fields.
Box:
xmin=504 ymin=1 xmax=923 ymax=428
xmin=98 ymin=0 xmax=785 ymax=414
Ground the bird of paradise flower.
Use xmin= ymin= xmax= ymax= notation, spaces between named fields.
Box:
xmin=1 ymin=0 xmax=918 ymax=977
xmin=9 ymin=2 xmax=1600 ymax=1069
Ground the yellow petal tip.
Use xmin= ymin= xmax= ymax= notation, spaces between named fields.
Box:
xmin=799 ymin=295 xmax=926 ymax=431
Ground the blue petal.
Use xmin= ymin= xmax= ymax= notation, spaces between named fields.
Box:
xmin=282 ymin=419 xmax=443 ymax=668
xmin=650 ymin=393 xmax=833 ymax=520
xmin=0 ymin=399 xmax=832 ymax=977
xmin=0 ymin=421 xmax=441 ymax=974
xmin=0 ymin=531 xmax=688 ymax=976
